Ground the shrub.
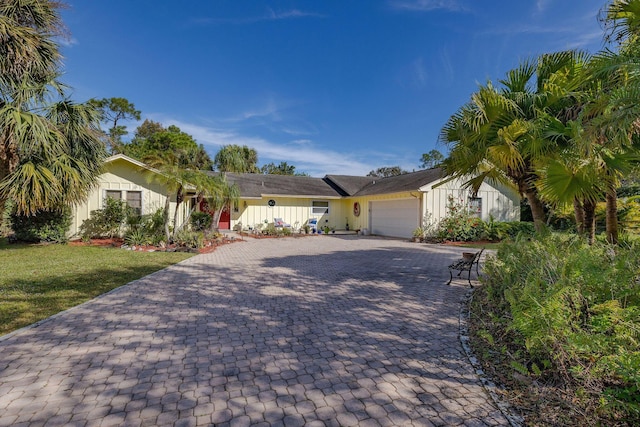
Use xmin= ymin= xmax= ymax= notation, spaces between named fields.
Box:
xmin=79 ymin=197 xmax=131 ymax=239
xmin=481 ymin=233 xmax=640 ymax=422
xmin=492 ymin=221 xmax=535 ymax=240
xmin=263 ymin=223 xmax=278 ymax=236
xmin=437 ymin=195 xmax=483 ymax=241
xmin=173 ymin=229 xmax=204 ymax=248
xmin=122 ymin=207 xmax=167 ymax=247
xmin=124 ymin=228 xmax=150 ymax=246
xmin=190 ymin=211 xmax=212 ymax=231
xmin=10 ymin=207 xmax=71 ymax=243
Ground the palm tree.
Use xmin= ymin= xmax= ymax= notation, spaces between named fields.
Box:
xmin=144 ymin=150 xmax=201 ymax=242
xmin=214 ymin=145 xmax=259 ymax=173
xmin=203 ymin=174 xmax=239 ymax=231
xmin=441 ymin=51 xmax=593 ymax=234
xmin=0 ymin=1 xmax=106 ymax=218
xmin=574 ymin=0 xmax=640 ymax=243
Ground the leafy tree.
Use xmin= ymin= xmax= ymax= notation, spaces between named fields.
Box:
xmin=260 ymin=161 xmax=308 ymax=175
xmin=441 ymin=52 xmax=589 ymax=233
xmin=144 ymin=151 xmax=199 ymax=242
xmin=0 ymin=0 xmax=106 ymax=219
xmin=214 ymin=145 xmax=259 ymax=173
xmin=133 ymin=119 xmax=164 ymax=140
xmin=420 ymin=150 xmax=445 ymax=169
xmin=89 ymin=97 xmax=141 ymax=154
xmin=124 ymin=123 xmax=212 ymax=170
xmin=202 ymin=174 xmax=239 ymax=231
xmin=367 ymin=166 xmax=408 ymax=178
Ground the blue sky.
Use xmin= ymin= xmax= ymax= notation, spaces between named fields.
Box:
xmin=61 ymin=0 xmax=608 ymax=176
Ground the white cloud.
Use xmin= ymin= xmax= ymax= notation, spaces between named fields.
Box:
xmin=57 ymin=36 xmax=78 ymax=47
xmin=265 ymin=8 xmax=325 ymax=21
xmin=412 ymin=58 xmax=428 ymax=87
xmin=192 ymin=8 xmax=325 ymax=26
xmin=389 ymin=0 xmax=465 ymax=12
xmin=149 ymin=115 xmax=374 ymax=176
xmin=536 ymin=0 xmax=552 ymax=13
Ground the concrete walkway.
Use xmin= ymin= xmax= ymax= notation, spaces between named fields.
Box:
xmin=0 ymin=236 xmax=508 ymax=427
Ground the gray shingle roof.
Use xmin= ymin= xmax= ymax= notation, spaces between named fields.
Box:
xmin=323 ymin=175 xmax=376 ymax=196
xmin=205 ymin=168 xmax=444 ymax=198
xmin=352 ymin=168 xmax=444 ymax=196
xmin=223 ymin=173 xmax=342 ymax=198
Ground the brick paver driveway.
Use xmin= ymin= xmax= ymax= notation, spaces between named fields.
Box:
xmin=0 ymin=236 xmax=508 ymax=427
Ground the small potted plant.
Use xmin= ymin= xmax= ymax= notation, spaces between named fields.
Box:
xmin=322 ymin=225 xmax=331 ymax=234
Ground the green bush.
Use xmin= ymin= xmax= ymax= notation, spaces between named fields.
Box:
xmin=491 ymin=221 xmax=536 ymax=240
xmin=10 ymin=207 xmax=71 ymax=243
xmin=173 ymin=229 xmax=204 ymax=248
xmin=79 ymin=197 xmax=131 ymax=239
xmin=124 ymin=228 xmax=150 ymax=246
xmin=122 ymin=207 xmax=167 ymax=246
xmin=482 ymin=233 xmax=640 ymax=422
xmin=190 ymin=211 xmax=212 ymax=231
xmin=437 ymin=195 xmax=484 ymax=241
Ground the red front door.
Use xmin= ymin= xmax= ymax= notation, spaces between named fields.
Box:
xmin=218 ymin=206 xmax=231 ymax=230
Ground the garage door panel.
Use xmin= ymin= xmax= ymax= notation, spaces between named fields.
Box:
xmin=370 ymin=199 xmax=419 ymax=238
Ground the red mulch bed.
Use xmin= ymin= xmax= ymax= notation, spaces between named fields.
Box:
xmin=69 ymin=237 xmax=240 ymax=254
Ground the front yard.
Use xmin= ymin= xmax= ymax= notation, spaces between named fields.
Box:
xmin=0 ymin=239 xmax=193 ymax=336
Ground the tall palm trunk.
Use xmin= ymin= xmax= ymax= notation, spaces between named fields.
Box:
xmin=524 ymin=189 xmax=547 ymax=232
xmin=583 ymin=198 xmax=597 ymax=245
xmin=163 ymin=193 xmax=171 ymax=243
xmin=172 ymin=185 xmax=184 ymax=238
xmin=605 ymin=187 xmax=618 ymax=245
xmin=574 ymin=198 xmax=585 ymax=234
xmin=210 ymin=209 xmax=222 ymax=232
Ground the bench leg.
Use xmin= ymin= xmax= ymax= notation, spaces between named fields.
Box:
xmin=447 ymin=269 xmax=453 ymax=285
xmin=467 ymin=268 xmax=474 ymax=288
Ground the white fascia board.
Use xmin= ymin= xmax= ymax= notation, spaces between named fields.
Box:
xmin=259 ymin=194 xmax=342 ymax=199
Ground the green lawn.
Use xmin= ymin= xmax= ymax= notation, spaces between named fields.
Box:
xmin=0 ymin=239 xmax=193 ymax=336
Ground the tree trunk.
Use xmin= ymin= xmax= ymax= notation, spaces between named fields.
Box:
xmin=583 ymin=198 xmax=597 ymax=245
xmin=210 ymin=209 xmax=222 ymax=233
xmin=175 ymin=204 xmax=195 ymax=234
xmin=163 ymin=193 xmax=171 ymax=243
xmin=171 ymin=186 xmax=184 ymax=238
xmin=0 ymin=133 xmax=20 ymax=217
xmin=524 ymin=189 xmax=546 ymax=233
xmin=573 ymin=198 xmax=585 ymax=234
xmin=605 ymin=188 xmax=618 ymax=245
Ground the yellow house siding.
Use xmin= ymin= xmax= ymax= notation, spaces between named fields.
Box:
xmin=69 ymin=157 xmax=187 ymax=237
xmin=231 ymin=197 xmax=345 ymax=231
xmin=423 ymin=177 xmax=520 ymax=222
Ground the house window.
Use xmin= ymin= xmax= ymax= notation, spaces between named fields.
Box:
xmin=312 ymin=200 xmax=329 ymax=215
xmin=468 ymin=197 xmax=482 ymax=217
xmin=104 ymin=190 xmax=142 ymax=215
xmin=126 ymin=191 xmax=142 ymax=216
xmin=105 ymin=190 xmax=122 ymax=201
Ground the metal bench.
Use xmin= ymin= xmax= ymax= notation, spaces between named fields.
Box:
xmin=446 ymin=248 xmax=484 ymax=287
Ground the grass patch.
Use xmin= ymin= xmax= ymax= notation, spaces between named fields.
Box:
xmin=0 ymin=239 xmax=193 ymax=336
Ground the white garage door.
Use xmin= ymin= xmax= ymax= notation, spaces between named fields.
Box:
xmin=370 ymin=199 xmax=419 ymax=238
